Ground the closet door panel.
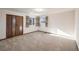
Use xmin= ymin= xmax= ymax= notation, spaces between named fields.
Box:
xmin=12 ymin=16 xmax=16 ymax=37
xmin=15 ymin=16 xmax=23 ymax=36
xmin=6 ymin=15 xmax=12 ymax=38
xmin=20 ymin=16 xmax=23 ymax=35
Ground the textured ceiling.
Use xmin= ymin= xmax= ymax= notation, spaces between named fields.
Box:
xmin=0 ymin=8 xmax=74 ymax=15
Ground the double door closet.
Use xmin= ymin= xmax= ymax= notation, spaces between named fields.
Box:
xmin=6 ymin=14 xmax=23 ymax=38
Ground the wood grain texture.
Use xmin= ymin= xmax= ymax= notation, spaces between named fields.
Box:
xmin=6 ymin=14 xmax=23 ymax=38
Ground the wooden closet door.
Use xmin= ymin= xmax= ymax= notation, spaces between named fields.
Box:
xmin=15 ymin=16 xmax=23 ymax=36
xmin=6 ymin=15 xmax=23 ymax=38
xmin=12 ymin=16 xmax=16 ymax=37
xmin=6 ymin=15 xmax=13 ymax=38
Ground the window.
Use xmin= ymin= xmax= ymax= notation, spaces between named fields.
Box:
xmin=26 ymin=16 xmax=35 ymax=27
xmin=40 ymin=16 xmax=46 ymax=23
xmin=26 ymin=16 xmax=48 ymax=27
xmin=29 ymin=17 xmax=34 ymax=25
xmin=40 ymin=16 xmax=48 ymax=27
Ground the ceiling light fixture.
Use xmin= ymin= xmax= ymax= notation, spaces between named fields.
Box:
xmin=34 ymin=8 xmax=44 ymax=12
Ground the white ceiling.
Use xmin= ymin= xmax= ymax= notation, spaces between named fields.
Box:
xmin=0 ymin=8 xmax=75 ymax=15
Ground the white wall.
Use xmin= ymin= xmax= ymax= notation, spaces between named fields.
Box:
xmin=75 ymin=9 xmax=79 ymax=49
xmin=0 ymin=10 xmax=38 ymax=39
xmin=0 ymin=11 xmax=6 ymax=39
xmin=39 ymin=10 xmax=75 ymax=39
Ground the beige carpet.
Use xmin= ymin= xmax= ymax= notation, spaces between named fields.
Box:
xmin=0 ymin=32 xmax=78 ymax=51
